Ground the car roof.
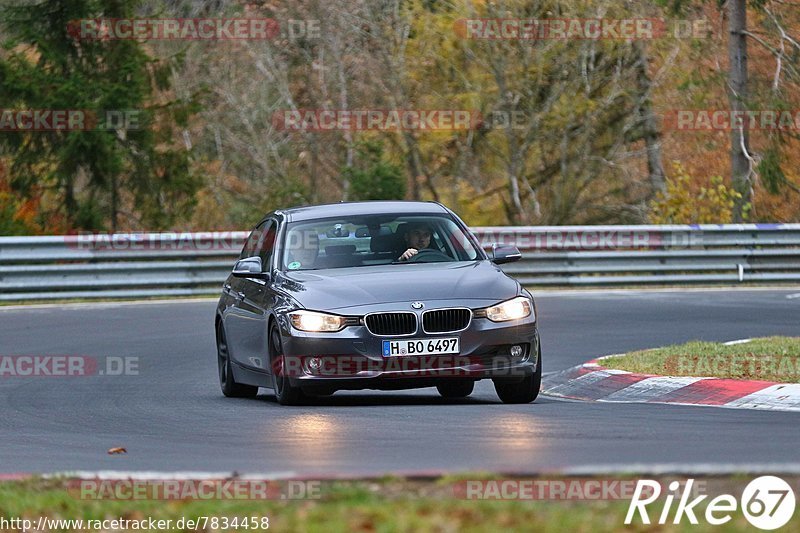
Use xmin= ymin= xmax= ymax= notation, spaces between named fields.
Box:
xmin=281 ymin=201 xmax=449 ymax=222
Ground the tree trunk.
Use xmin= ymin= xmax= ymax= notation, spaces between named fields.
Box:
xmin=402 ymin=132 xmax=440 ymax=201
xmin=336 ymin=40 xmax=353 ymax=201
xmin=64 ymin=177 xmax=76 ymax=227
xmin=508 ymin=173 xmax=524 ymax=225
xmin=111 ymin=173 xmax=118 ymax=233
xmin=632 ymin=41 xmax=666 ymax=197
xmin=505 ymin=135 xmax=527 ymax=225
xmin=728 ymin=0 xmax=750 ymax=221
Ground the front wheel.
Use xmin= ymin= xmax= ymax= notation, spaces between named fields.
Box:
xmin=493 ymin=349 xmax=542 ymax=404
xmin=269 ymin=323 xmax=309 ymax=406
xmin=217 ymin=323 xmax=258 ymax=398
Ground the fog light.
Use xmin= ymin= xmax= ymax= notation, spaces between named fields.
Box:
xmin=305 ymin=357 xmax=322 ymax=373
xmin=510 ymin=345 xmax=523 ymax=357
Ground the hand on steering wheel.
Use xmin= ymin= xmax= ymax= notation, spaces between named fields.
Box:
xmin=398 ymin=248 xmax=419 ymax=261
xmin=405 ymin=248 xmax=452 ymax=263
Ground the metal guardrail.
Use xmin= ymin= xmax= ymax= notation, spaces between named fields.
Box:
xmin=1 ymin=225 xmax=799 ymax=300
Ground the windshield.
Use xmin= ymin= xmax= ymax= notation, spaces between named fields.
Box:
xmin=280 ymin=214 xmax=483 ymax=271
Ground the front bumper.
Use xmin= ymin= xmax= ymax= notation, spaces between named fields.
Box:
xmin=278 ymin=309 xmax=539 ymax=388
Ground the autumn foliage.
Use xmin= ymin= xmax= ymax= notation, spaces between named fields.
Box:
xmin=0 ymin=0 xmax=798 ymax=234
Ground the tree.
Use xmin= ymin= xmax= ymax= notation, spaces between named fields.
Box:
xmin=728 ymin=0 xmax=751 ymax=221
xmin=425 ymin=0 xmax=670 ymax=224
xmin=649 ymin=161 xmax=746 ymax=223
xmin=0 ymin=0 xmax=200 ymax=232
xmin=660 ymin=0 xmax=800 ymax=221
xmin=343 ymin=140 xmax=405 ymax=201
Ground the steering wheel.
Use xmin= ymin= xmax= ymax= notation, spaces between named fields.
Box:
xmin=407 ymin=249 xmax=453 ymax=263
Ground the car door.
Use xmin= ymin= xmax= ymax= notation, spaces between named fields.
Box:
xmin=224 ymin=219 xmax=276 ymax=371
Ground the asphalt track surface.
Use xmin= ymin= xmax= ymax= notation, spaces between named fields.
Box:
xmin=0 ymin=289 xmax=798 ymax=475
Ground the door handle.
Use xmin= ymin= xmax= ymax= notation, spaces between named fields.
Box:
xmin=224 ymin=284 xmax=245 ymax=301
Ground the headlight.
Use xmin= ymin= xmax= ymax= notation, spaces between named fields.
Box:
xmin=289 ymin=310 xmax=347 ymax=332
xmin=485 ymin=296 xmax=532 ymax=322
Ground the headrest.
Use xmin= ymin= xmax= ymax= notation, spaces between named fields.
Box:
xmin=370 ymin=234 xmax=402 ymax=252
xmin=325 ymin=244 xmax=356 ymax=255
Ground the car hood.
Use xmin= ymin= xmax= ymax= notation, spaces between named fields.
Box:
xmin=274 ymin=261 xmax=519 ymax=311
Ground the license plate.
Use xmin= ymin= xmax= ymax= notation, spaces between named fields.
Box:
xmin=382 ymin=337 xmax=459 ymax=357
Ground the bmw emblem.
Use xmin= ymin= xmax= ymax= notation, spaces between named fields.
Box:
xmin=411 ymin=301 xmax=424 ymax=310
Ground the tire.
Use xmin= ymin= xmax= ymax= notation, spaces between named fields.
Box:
xmin=269 ymin=323 xmax=309 ymax=406
xmin=493 ymin=348 xmax=542 ymax=404
xmin=436 ymin=380 xmax=475 ymax=398
xmin=217 ymin=323 xmax=258 ymax=398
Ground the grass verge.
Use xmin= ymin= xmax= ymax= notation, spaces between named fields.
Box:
xmin=601 ymin=336 xmax=800 ymax=382
xmin=0 ymin=476 xmax=797 ymax=532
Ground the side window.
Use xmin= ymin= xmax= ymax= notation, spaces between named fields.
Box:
xmin=256 ymin=220 xmax=277 ymax=271
xmin=240 ymin=222 xmax=266 ymax=259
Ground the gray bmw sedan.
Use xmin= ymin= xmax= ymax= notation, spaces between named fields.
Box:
xmin=215 ymin=201 xmax=540 ymax=405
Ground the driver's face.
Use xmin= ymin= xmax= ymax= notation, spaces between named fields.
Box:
xmin=406 ymin=227 xmax=431 ymax=250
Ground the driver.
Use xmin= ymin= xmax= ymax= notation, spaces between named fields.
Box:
xmin=398 ymin=222 xmax=434 ymax=261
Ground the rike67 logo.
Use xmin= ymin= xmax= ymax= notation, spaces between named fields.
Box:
xmin=626 ymin=476 xmax=796 ymax=530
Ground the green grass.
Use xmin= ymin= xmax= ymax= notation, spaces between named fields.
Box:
xmin=0 ymin=476 xmax=796 ymax=532
xmin=602 ymin=336 xmax=800 ymax=382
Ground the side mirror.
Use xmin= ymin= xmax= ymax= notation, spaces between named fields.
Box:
xmin=232 ymin=256 xmax=269 ymax=279
xmin=491 ymin=244 xmax=522 ymax=265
